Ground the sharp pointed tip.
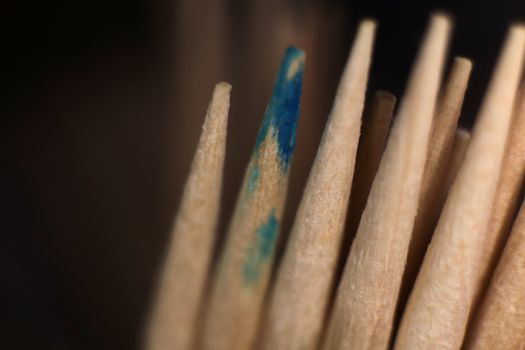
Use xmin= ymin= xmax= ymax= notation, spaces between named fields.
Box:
xmin=216 ymin=81 xmax=232 ymax=91
xmin=454 ymin=56 xmax=473 ymax=69
xmin=254 ymin=47 xmax=306 ymax=171
xmin=282 ymin=47 xmax=305 ymax=81
xmin=360 ymin=18 xmax=377 ymax=30
xmin=284 ymin=46 xmax=305 ymax=59
xmin=430 ymin=10 xmax=454 ymax=25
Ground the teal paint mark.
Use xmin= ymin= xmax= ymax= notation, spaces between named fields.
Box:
xmin=247 ymin=164 xmax=260 ymax=194
xmin=242 ymin=209 xmax=279 ymax=286
xmin=254 ymin=47 xmax=305 ymax=172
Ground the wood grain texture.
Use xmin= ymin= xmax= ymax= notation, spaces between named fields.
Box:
xmin=257 ymin=21 xmax=376 ymax=350
xmin=395 ymin=25 xmax=525 ymax=350
xmin=322 ymin=14 xmax=451 ymax=350
xmin=144 ymin=82 xmax=231 ymax=350
xmin=200 ymin=48 xmax=304 ymax=350
xmin=346 ymin=90 xmax=396 ymax=243
xmin=400 ymin=57 xmax=472 ymax=310
xmin=475 ymin=85 xmax=525 ymax=297
xmin=443 ymin=129 xmax=471 ymax=193
xmin=463 ymin=199 xmax=525 ymax=349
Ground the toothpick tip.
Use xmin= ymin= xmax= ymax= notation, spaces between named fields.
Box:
xmin=216 ymin=81 xmax=232 ymax=91
xmin=359 ymin=18 xmax=377 ymax=30
xmin=455 ymin=127 xmax=471 ymax=140
xmin=430 ymin=11 xmax=454 ymax=25
xmin=453 ymin=56 xmax=473 ymax=69
xmin=375 ymin=90 xmax=397 ymax=103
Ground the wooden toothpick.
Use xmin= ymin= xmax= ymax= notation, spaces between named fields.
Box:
xmin=322 ymin=14 xmax=451 ymax=350
xmin=346 ymin=90 xmax=396 ymax=243
xmin=443 ymin=128 xmax=471 ymax=193
xmin=476 ymin=85 xmax=525 ymax=296
xmin=395 ymin=25 xmax=525 ymax=350
xmin=258 ymin=20 xmax=376 ymax=350
xmin=144 ymin=82 xmax=231 ymax=350
xmin=463 ymin=199 xmax=525 ymax=349
xmin=200 ymin=47 xmax=305 ymax=350
xmin=400 ymin=57 xmax=472 ymax=310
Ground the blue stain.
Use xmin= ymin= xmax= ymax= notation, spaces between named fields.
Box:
xmin=242 ymin=208 xmax=279 ymax=286
xmin=247 ymin=163 xmax=260 ymax=194
xmin=254 ymin=46 xmax=305 ymax=172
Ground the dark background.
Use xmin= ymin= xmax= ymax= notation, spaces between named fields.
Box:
xmin=4 ymin=0 xmax=525 ymax=348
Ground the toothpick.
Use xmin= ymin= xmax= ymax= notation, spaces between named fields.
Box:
xmin=401 ymin=57 xmax=472 ymax=309
xmin=395 ymin=25 xmax=525 ymax=350
xmin=322 ymin=14 xmax=451 ymax=350
xmin=258 ymin=21 xmax=376 ymax=350
xmin=346 ymin=90 xmax=396 ymax=242
xmin=200 ymin=47 xmax=305 ymax=350
xmin=443 ymin=128 xmax=471 ymax=193
xmin=463 ymin=199 xmax=525 ymax=349
xmin=144 ymin=82 xmax=231 ymax=350
xmin=477 ymin=85 xmax=525 ymax=294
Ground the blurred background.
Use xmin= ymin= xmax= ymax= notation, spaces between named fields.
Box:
xmin=4 ymin=0 xmax=525 ymax=348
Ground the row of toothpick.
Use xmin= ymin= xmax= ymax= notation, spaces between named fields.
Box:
xmin=144 ymin=12 xmax=525 ymax=350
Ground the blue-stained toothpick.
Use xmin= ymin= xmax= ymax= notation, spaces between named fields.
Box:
xmin=259 ymin=20 xmax=377 ymax=350
xmin=201 ymin=47 xmax=305 ymax=350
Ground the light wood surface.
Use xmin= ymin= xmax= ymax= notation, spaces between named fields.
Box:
xmin=400 ymin=57 xmax=472 ymax=309
xmin=463 ymin=199 xmax=525 ymax=349
xmin=144 ymin=82 xmax=231 ymax=350
xmin=443 ymin=128 xmax=471 ymax=193
xmin=395 ymin=25 xmax=525 ymax=350
xmin=258 ymin=20 xmax=376 ymax=350
xmin=322 ymin=14 xmax=451 ymax=350
xmin=476 ymin=85 xmax=525 ymax=297
xmin=346 ymin=90 xmax=396 ymax=244
xmin=200 ymin=48 xmax=305 ymax=350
